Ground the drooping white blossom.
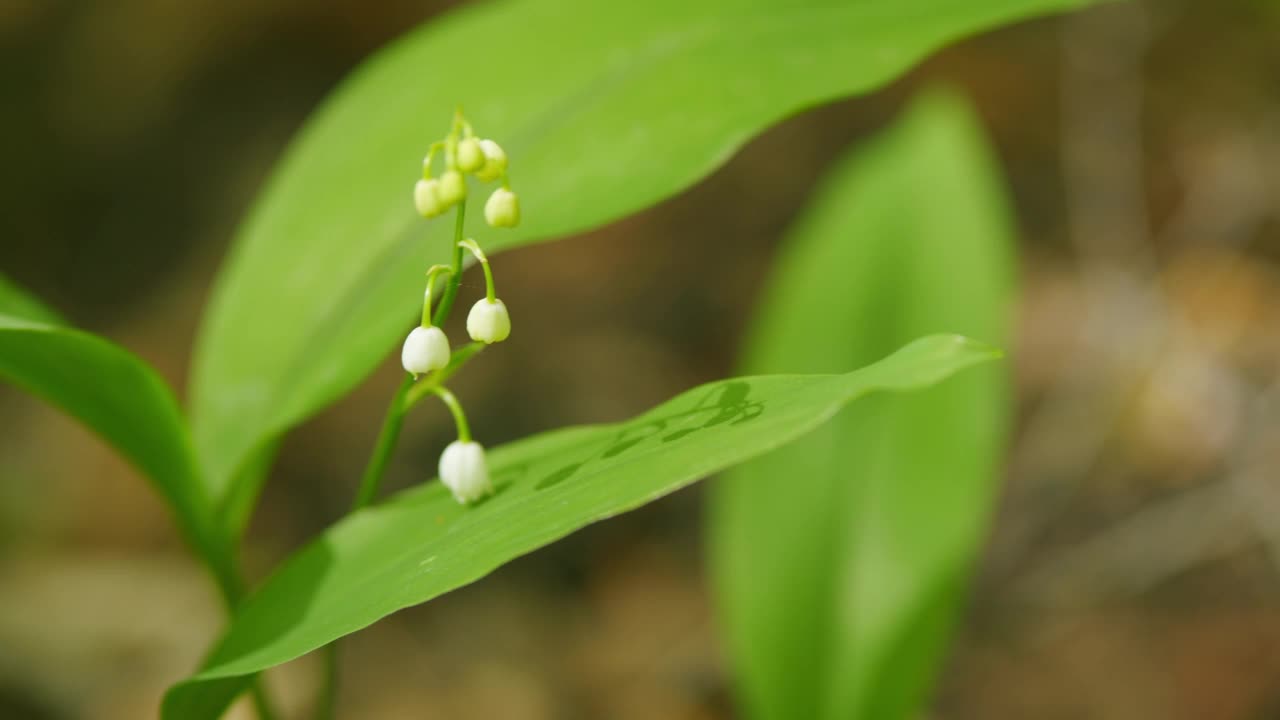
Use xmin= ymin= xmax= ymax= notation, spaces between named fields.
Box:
xmin=439 ymin=440 xmax=492 ymax=503
xmin=401 ymin=325 xmax=451 ymax=376
xmin=466 ymin=298 xmax=511 ymax=344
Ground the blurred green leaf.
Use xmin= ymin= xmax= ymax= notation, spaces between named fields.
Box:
xmin=165 ymin=334 xmax=998 ymax=720
xmin=0 ymin=315 xmax=235 ymax=596
xmin=191 ymin=0 xmax=1091 ymax=521
xmin=707 ymin=90 xmax=1014 ymax=720
xmin=0 ymin=275 xmax=64 ymax=325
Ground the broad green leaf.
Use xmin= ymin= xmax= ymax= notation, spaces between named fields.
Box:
xmin=165 ymin=334 xmax=998 ymax=719
xmin=0 ymin=275 xmax=64 ymax=325
xmin=708 ymin=90 xmax=1014 ymax=720
xmin=191 ymin=0 xmax=1093 ymax=519
xmin=0 ymin=315 xmax=235 ymax=595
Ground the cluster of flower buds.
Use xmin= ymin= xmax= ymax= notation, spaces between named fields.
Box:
xmin=400 ymin=112 xmax=520 ymax=504
xmin=413 ymin=121 xmax=519 ymax=228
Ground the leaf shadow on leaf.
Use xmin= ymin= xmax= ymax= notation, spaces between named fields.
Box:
xmin=168 ymin=339 xmax=1001 ymax=718
xmin=210 ymin=381 xmax=772 ymax=671
xmin=463 ymin=465 xmax=525 ymax=507
xmin=220 ymin=379 xmax=768 ymax=666
xmin=535 ymin=381 xmax=766 ymax=490
xmin=202 ymin=381 xmax=770 ymax=671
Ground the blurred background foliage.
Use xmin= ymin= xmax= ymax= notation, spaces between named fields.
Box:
xmin=709 ymin=90 xmax=1015 ymax=720
xmin=2 ymin=0 xmax=1280 ymax=718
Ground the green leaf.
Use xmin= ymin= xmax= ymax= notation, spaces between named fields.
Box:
xmin=164 ymin=334 xmax=998 ymax=719
xmin=0 ymin=275 xmax=64 ymax=325
xmin=707 ymin=90 xmax=1014 ymax=720
xmin=0 ymin=315 xmax=235 ymax=594
xmin=191 ymin=0 xmax=1092 ymax=518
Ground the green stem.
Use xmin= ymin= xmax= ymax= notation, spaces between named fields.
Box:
xmin=316 ymin=642 xmax=338 ymax=720
xmin=421 ymin=144 xmax=437 ymax=180
xmin=317 ymin=191 xmax=475 ymax=719
xmin=201 ymin=526 xmax=279 ymax=720
xmin=458 ymin=239 xmax=495 ymax=302
xmin=251 ymin=684 xmax=279 ymax=720
xmin=405 ymin=342 xmax=484 ymax=409
xmin=213 ymin=577 xmax=280 ymax=720
xmin=317 ymin=373 xmax=414 ymax=719
xmin=482 ymin=261 xmax=496 ymax=303
xmin=420 ymin=265 xmax=452 ymax=328
xmin=430 ymin=386 xmax=472 ymax=443
xmin=352 ymin=374 xmax=415 ymax=510
xmin=456 ymin=107 xmax=473 ymax=138
xmin=204 ymin=536 xmax=242 ymax=610
xmin=432 ymin=200 xmax=467 ymax=326
xmin=314 ymin=344 xmax=480 ymax=716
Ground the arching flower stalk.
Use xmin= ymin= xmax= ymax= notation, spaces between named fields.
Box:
xmin=385 ymin=110 xmax=524 ymax=507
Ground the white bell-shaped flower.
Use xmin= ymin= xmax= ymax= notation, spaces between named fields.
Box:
xmin=466 ymin=298 xmax=511 ymax=344
xmin=414 ymin=179 xmax=445 ymax=218
xmin=439 ymin=440 xmax=492 ymax=503
xmin=484 ymin=188 xmax=520 ymax=228
xmin=401 ymin=325 xmax=450 ymax=376
xmin=474 ymin=139 xmax=508 ymax=182
xmin=456 ymin=137 xmax=485 ymax=174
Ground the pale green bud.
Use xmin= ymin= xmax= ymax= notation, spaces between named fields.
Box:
xmin=474 ymin=139 xmax=508 ymax=181
xmin=456 ymin=137 xmax=485 ymax=174
xmin=466 ymin=298 xmax=511 ymax=344
xmin=484 ymin=188 xmax=520 ymax=228
xmin=438 ymin=170 xmax=467 ymax=207
xmin=414 ymin=179 xmax=445 ymax=218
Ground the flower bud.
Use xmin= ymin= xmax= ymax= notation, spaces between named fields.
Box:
xmin=401 ymin=325 xmax=450 ymax=376
xmin=414 ymin=179 xmax=445 ymax=218
xmin=437 ymin=170 xmax=467 ymax=207
xmin=466 ymin=298 xmax=511 ymax=344
xmin=474 ymin=139 xmax=508 ymax=182
xmin=439 ymin=440 xmax=492 ymax=503
xmin=484 ymin=188 xmax=520 ymax=228
xmin=456 ymin=137 xmax=485 ymax=174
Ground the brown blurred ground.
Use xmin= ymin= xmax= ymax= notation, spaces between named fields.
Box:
xmin=2 ymin=1 xmax=1279 ymax=718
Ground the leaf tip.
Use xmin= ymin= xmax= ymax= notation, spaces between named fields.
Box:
xmin=856 ymin=333 xmax=1004 ymax=395
xmin=945 ymin=333 xmax=1003 ymax=360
